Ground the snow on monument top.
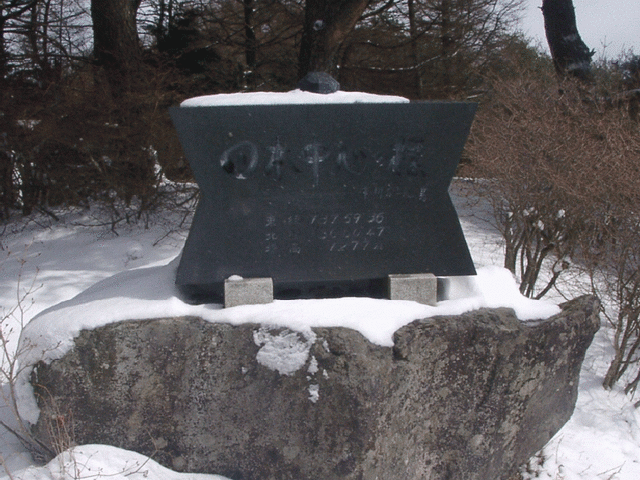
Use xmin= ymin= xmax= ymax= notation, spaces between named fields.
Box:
xmin=180 ymin=89 xmax=410 ymax=107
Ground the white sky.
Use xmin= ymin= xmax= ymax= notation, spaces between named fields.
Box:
xmin=519 ymin=0 xmax=640 ymax=59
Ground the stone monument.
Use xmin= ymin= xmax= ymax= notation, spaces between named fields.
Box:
xmin=170 ymin=80 xmax=476 ymax=305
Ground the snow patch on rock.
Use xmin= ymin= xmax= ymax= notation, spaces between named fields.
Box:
xmin=253 ymin=327 xmax=316 ymax=376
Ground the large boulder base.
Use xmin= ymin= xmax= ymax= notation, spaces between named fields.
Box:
xmin=30 ymin=295 xmax=600 ymax=480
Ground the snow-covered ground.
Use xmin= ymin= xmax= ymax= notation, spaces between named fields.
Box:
xmin=1 ymin=181 xmax=639 ymax=479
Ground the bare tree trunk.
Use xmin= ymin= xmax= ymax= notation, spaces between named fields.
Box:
xmin=91 ymin=0 xmax=142 ymax=96
xmin=440 ymin=0 xmax=454 ymax=95
xmin=541 ymin=0 xmax=593 ymax=81
xmin=298 ymin=0 xmax=370 ymax=78
xmin=1 ymin=0 xmax=39 ymax=85
xmin=408 ymin=0 xmax=423 ymax=98
xmin=243 ymin=0 xmax=257 ymax=87
xmin=0 ymin=16 xmax=7 ymax=84
xmin=27 ymin=1 xmax=45 ymax=77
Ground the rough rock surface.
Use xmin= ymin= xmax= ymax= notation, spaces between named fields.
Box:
xmin=30 ymin=295 xmax=600 ymax=480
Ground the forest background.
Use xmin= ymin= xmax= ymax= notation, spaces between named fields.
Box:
xmin=1 ymin=0 xmax=640 ymax=395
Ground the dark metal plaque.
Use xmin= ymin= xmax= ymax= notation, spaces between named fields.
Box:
xmin=170 ymin=102 xmax=476 ymax=303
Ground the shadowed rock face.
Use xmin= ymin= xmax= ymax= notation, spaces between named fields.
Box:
xmin=30 ymin=295 xmax=600 ymax=480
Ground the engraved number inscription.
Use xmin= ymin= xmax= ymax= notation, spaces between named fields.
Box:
xmin=264 ymin=212 xmax=386 ymax=255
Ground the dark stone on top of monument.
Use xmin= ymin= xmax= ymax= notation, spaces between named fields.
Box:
xmin=170 ymin=98 xmax=477 ymax=304
xmin=297 ymin=71 xmax=340 ymax=93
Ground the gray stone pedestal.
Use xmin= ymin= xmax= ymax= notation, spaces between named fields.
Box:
xmin=30 ymin=296 xmax=600 ymax=480
xmin=224 ymin=277 xmax=273 ymax=308
xmin=388 ymin=273 xmax=437 ymax=305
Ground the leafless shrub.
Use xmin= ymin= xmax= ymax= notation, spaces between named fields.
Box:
xmin=467 ymin=72 xmax=588 ymax=298
xmin=0 ymin=261 xmax=57 ymax=462
xmin=466 ymin=63 xmax=640 ymax=392
xmin=0 ymin=62 xmax=193 ymax=222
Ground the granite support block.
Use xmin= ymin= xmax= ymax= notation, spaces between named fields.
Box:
xmin=388 ymin=273 xmax=437 ymax=306
xmin=224 ymin=277 xmax=273 ymax=308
